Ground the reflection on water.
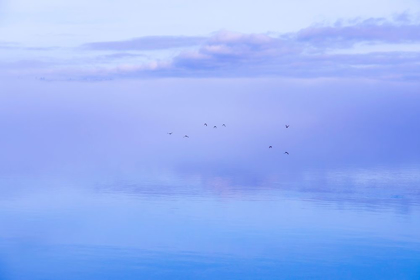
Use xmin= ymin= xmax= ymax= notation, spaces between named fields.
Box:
xmin=1 ymin=165 xmax=420 ymax=280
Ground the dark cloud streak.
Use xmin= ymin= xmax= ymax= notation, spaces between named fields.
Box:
xmin=82 ymin=36 xmax=206 ymax=51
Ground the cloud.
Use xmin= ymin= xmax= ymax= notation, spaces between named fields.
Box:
xmin=95 ymin=24 xmax=420 ymax=80
xmin=6 ymin=14 xmax=420 ymax=82
xmin=24 ymin=47 xmax=61 ymax=51
xmin=81 ymin=36 xmax=206 ymax=51
xmin=173 ymin=31 xmax=300 ymax=69
xmin=0 ymin=41 xmax=19 ymax=49
xmin=0 ymin=41 xmax=60 ymax=51
xmin=131 ymin=18 xmax=420 ymax=80
xmin=98 ymin=53 xmax=145 ymax=59
xmin=294 ymin=18 xmax=420 ymax=49
xmin=94 ymin=53 xmax=147 ymax=62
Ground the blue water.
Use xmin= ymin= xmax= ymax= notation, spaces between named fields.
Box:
xmin=1 ymin=79 xmax=420 ymax=279
xmin=1 ymin=164 xmax=419 ymax=280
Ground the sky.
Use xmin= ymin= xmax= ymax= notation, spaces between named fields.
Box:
xmin=1 ymin=78 xmax=419 ymax=183
xmin=2 ymin=0 xmax=420 ymax=81
xmin=1 ymin=0 xmax=420 ymax=181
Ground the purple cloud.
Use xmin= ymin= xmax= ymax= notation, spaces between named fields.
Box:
xmin=173 ymin=31 xmax=300 ymax=69
xmin=8 ymin=15 xmax=420 ymax=82
xmin=81 ymin=36 xmax=206 ymax=51
xmin=99 ymin=53 xmax=145 ymax=59
xmin=294 ymin=20 xmax=420 ymax=48
xmin=135 ymin=19 xmax=420 ymax=80
xmin=105 ymin=26 xmax=420 ymax=80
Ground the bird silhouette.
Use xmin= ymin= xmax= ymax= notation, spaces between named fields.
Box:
xmin=204 ymin=123 xmax=207 ymax=126
xmin=269 ymin=146 xmax=273 ymax=148
xmin=184 ymin=135 xmax=189 ymax=138
xmin=167 ymin=132 xmax=173 ymax=135
xmin=285 ymin=125 xmax=290 ymax=128
xmin=284 ymin=152 xmax=289 ymax=155
xmin=213 ymin=126 xmax=217 ymax=128
xmin=222 ymin=124 xmax=226 ymax=127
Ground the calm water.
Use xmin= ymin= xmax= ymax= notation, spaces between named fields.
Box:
xmin=1 ymin=79 xmax=420 ymax=279
xmin=1 ymin=165 xmax=420 ymax=280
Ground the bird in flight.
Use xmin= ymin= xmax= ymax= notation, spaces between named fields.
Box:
xmin=284 ymin=152 xmax=289 ymax=155
xmin=269 ymin=146 xmax=273 ymax=148
xmin=222 ymin=124 xmax=226 ymax=127
xmin=184 ymin=135 xmax=189 ymax=138
xmin=285 ymin=125 xmax=290 ymax=128
xmin=204 ymin=123 xmax=207 ymax=126
xmin=213 ymin=126 xmax=217 ymax=128
xmin=167 ymin=132 xmax=173 ymax=135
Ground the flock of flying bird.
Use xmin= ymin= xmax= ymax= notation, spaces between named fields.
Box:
xmin=167 ymin=123 xmax=291 ymax=155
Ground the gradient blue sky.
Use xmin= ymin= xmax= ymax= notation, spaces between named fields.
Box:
xmin=2 ymin=0 xmax=420 ymax=80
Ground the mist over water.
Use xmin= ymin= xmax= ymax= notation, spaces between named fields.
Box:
xmin=1 ymin=77 xmax=420 ymax=279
